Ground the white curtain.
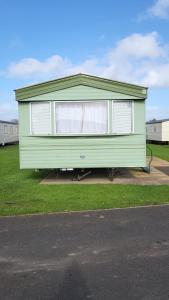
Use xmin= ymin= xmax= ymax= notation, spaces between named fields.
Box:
xmin=82 ymin=102 xmax=107 ymax=133
xmin=112 ymin=101 xmax=132 ymax=133
xmin=55 ymin=101 xmax=108 ymax=134
xmin=55 ymin=103 xmax=83 ymax=133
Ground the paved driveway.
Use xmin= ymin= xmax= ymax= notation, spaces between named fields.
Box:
xmin=0 ymin=206 xmax=169 ymax=300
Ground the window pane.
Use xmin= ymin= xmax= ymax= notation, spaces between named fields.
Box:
xmin=31 ymin=102 xmax=51 ymax=134
xmin=82 ymin=102 xmax=108 ymax=133
xmin=112 ymin=101 xmax=132 ymax=133
xmin=55 ymin=101 xmax=108 ymax=134
xmin=55 ymin=103 xmax=83 ymax=133
xmin=4 ymin=125 xmax=8 ymax=134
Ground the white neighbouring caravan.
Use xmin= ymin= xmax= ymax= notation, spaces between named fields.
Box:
xmin=146 ymin=119 xmax=169 ymax=143
xmin=0 ymin=120 xmax=19 ymax=146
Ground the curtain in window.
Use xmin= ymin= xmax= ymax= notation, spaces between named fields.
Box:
xmin=82 ymin=102 xmax=107 ymax=133
xmin=55 ymin=101 xmax=108 ymax=134
xmin=55 ymin=103 xmax=83 ymax=133
xmin=112 ymin=101 xmax=132 ymax=133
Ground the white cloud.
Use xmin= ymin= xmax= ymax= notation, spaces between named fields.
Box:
xmin=6 ymin=55 xmax=71 ymax=79
xmin=141 ymin=63 xmax=169 ymax=87
xmin=3 ymin=32 xmax=169 ymax=88
xmin=138 ymin=0 xmax=169 ymax=20
xmin=99 ymin=32 xmax=169 ymax=86
xmin=110 ymin=32 xmax=163 ymax=58
xmin=148 ymin=0 xmax=169 ymax=18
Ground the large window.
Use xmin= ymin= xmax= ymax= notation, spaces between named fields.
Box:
xmin=112 ymin=101 xmax=133 ymax=133
xmin=29 ymin=100 xmax=134 ymax=135
xmin=31 ymin=102 xmax=51 ymax=135
xmin=55 ymin=101 xmax=108 ymax=134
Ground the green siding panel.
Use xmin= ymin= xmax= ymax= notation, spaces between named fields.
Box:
xmin=19 ymin=135 xmax=146 ymax=169
xmin=18 ymin=102 xmax=30 ymax=136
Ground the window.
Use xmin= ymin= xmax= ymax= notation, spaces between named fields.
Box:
xmin=10 ymin=126 xmax=13 ymax=134
xmin=31 ymin=102 xmax=51 ymax=134
xmin=112 ymin=101 xmax=133 ymax=133
xmin=29 ymin=100 xmax=134 ymax=136
xmin=55 ymin=101 xmax=108 ymax=134
xmin=4 ymin=125 xmax=8 ymax=134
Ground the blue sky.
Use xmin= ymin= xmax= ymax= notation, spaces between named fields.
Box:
xmin=0 ymin=0 xmax=169 ymax=121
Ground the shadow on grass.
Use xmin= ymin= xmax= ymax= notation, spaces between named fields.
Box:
xmin=21 ymin=169 xmax=50 ymax=181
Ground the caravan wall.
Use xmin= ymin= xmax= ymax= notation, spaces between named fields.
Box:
xmin=0 ymin=122 xmax=19 ymax=145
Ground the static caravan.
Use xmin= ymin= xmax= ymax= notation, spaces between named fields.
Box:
xmin=146 ymin=119 xmax=169 ymax=143
xmin=15 ymin=74 xmax=148 ymax=172
xmin=0 ymin=120 xmax=19 ymax=146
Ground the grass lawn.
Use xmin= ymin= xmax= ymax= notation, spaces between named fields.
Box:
xmin=147 ymin=143 xmax=169 ymax=162
xmin=0 ymin=145 xmax=169 ymax=216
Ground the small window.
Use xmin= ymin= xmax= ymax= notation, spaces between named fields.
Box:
xmin=55 ymin=101 xmax=108 ymax=134
xmin=4 ymin=125 xmax=8 ymax=134
xmin=31 ymin=102 xmax=51 ymax=135
xmin=112 ymin=101 xmax=133 ymax=133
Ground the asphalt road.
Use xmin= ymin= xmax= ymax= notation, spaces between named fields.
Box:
xmin=0 ymin=205 xmax=169 ymax=300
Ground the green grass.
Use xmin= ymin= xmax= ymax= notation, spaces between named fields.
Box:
xmin=147 ymin=143 xmax=169 ymax=162
xmin=0 ymin=145 xmax=169 ymax=216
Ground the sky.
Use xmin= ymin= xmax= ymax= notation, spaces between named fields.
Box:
xmin=0 ymin=0 xmax=169 ymax=121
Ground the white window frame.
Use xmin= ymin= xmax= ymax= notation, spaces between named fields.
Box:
xmin=30 ymin=101 xmax=52 ymax=135
xmin=54 ymin=100 xmax=110 ymax=135
xmin=112 ymin=100 xmax=134 ymax=134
